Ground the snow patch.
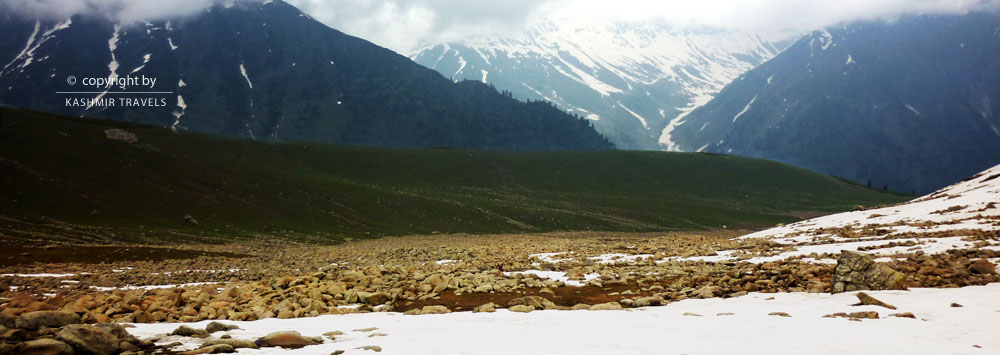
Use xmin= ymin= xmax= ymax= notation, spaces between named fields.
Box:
xmin=619 ymin=102 xmax=649 ymax=129
xmin=240 ymin=63 xmax=253 ymax=89
xmin=732 ymin=95 xmax=758 ymax=123
xmin=129 ymin=53 xmax=151 ymax=74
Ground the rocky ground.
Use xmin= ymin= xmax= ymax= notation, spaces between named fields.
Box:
xmin=0 ymin=229 xmax=997 ymax=354
xmin=2 ymin=166 xmax=999 ymax=354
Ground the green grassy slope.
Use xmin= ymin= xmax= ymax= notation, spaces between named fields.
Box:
xmin=0 ymin=107 xmax=910 ymax=244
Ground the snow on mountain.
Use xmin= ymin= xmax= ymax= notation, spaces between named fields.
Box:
xmin=671 ymin=14 xmax=1000 ymax=194
xmin=412 ymin=20 xmax=802 ymax=149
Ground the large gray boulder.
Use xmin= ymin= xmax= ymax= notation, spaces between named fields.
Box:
xmin=832 ymin=251 xmax=907 ymax=293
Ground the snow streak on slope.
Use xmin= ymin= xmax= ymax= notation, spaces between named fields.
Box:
xmin=86 ymin=25 xmax=120 ymax=111
xmin=239 ymin=63 xmax=253 ymax=89
xmin=732 ymin=95 xmax=757 ymax=122
xmin=0 ymin=19 xmax=72 ymax=78
xmin=413 ymin=20 xmax=801 ymax=150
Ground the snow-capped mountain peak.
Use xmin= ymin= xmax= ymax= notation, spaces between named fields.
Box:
xmin=413 ymin=19 xmax=802 ymax=149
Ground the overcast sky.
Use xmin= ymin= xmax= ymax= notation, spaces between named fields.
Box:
xmin=284 ymin=0 xmax=999 ymax=53
xmin=3 ymin=0 xmax=998 ymax=53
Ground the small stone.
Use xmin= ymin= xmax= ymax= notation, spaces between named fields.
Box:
xmin=889 ymin=312 xmax=916 ymax=319
xmin=358 ymin=345 xmax=382 ymax=352
xmin=682 ymin=312 xmax=702 ymax=317
xmin=353 ymin=327 xmax=378 ymax=332
xmin=951 ymin=303 xmax=964 ymax=308
xmin=368 ymin=333 xmax=388 ymax=337
xmin=854 ymin=292 xmax=897 ymax=310
xmin=768 ymin=312 xmax=791 ymax=317
xmin=716 ymin=312 xmax=735 ymax=316
xmin=324 ymin=331 xmax=344 ymax=339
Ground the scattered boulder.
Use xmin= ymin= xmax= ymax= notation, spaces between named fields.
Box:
xmin=171 ymin=325 xmax=210 ymax=338
xmin=853 ymin=292 xmax=897 ymax=310
xmin=104 ymin=129 xmax=139 ymax=144
xmin=417 ymin=305 xmax=451 ymax=315
xmin=832 ymin=251 xmax=907 ymax=293
xmin=889 ymin=312 xmax=916 ymax=319
xmin=365 ymin=292 xmax=391 ymax=306
xmin=205 ymin=322 xmax=239 ymax=333
xmin=969 ymin=259 xmax=996 ymax=274
xmin=56 ymin=324 xmax=120 ymax=355
xmin=507 ymin=296 xmax=556 ymax=310
xmin=180 ymin=344 xmax=236 ymax=354
xmin=202 ymin=339 xmax=259 ymax=349
xmin=682 ymin=312 xmax=702 ymax=317
xmin=12 ymin=338 xmax=74 ymax=355
xmin=14 ymin=311 xmax=81 ymax=330
xmin=589 ymin=302 xmax=623 ymax=311
xmin=768 ymin=312 xmax=791 ymax=317
xmin=694 ymin=285 xmax=722 ymax=299
xmin=255 ymin=331 xmax=319 ymax=349
xmin=324 ymin=331 xmax=344 ymax=339
xmin=358 ymin=345 xmax=383 ymax=352
xmin=950 ymin=303 xmax=964 ymax=308
xmin=509 ymin=305 xmax=535 ymax=313
xmin=824 ymin=311 xmax=879 ymax=319
xmin=183 ymin=215 xmax=200 ymax=226
xmin=472 ymin=303 xmax=496 ymax=313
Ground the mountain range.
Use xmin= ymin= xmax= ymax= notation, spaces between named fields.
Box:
xmin=671 ymin=13 xmax=1000 ymax=193
xmin=412 ymin=20 xmax=801 ymax=150
xmin=0 ymin=0 xmax=611 ymax=151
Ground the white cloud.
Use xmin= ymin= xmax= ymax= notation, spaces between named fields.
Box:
xmin=0 ymin=0 xmax=215 ymax=23
xmin=284 ymin=0 xmax=553 ymax=53
xmin=1 ymin=0 xmax=996 ymax=53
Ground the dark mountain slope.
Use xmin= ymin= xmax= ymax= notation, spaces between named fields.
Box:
xmin=672 ymin=13 xmax=1000 ymax=193
xmin=0 ymin=1 xmax=611 ymax=150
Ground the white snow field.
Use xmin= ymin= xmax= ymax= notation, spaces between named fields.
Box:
xmin=127 ymin=284 xmax=1000 ymax=355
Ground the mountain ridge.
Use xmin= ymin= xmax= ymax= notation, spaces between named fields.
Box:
xmin=0 ymin=0 xmax=612 ymax=151
xmin=671 ymin=13 xmax=1000 ymax=193
xmin=412 ymin=19 xmax=802 ymax=149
